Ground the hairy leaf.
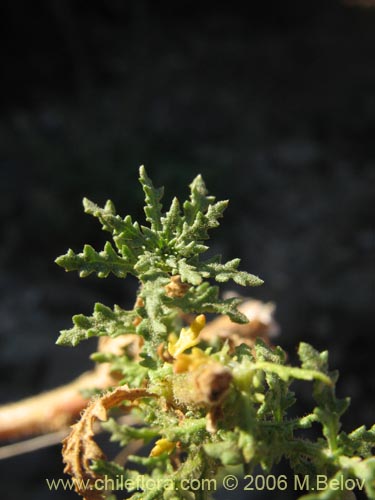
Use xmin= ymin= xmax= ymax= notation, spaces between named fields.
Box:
xmin=57 ymin=303 xmax=137 ymax=347
xmin=55 ymin=242 xmax=131 ymax=278
xmin=139 ymin=165 xmax=164 ymax=232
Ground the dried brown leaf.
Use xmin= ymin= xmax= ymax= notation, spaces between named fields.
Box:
xmin=62 ymin=386 xmax=150 ymax=500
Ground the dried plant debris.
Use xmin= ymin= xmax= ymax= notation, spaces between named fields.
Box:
xmin=62 ymin=387 xmax=151 ymax=500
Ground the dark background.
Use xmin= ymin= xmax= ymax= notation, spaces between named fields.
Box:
xmin=0 ymin=1 xmax=374 ymax=498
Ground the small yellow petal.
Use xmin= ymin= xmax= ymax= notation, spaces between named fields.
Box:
xmin=168 ymin=315 xmax=206 ymax=357
xmin=173 ymin=347 xmax=209 ymax=373
xmin=150 ymin=438 xmax=175 ymax=457
xmin=190 ymin=314 xmax=206 ymax=336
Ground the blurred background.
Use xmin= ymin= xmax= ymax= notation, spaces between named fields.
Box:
xmin=0 ymin=0 xmax=374 ymax=498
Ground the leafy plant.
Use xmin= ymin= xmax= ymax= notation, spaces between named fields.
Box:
xmin=56 ymin=166 xmax=375 ymax=500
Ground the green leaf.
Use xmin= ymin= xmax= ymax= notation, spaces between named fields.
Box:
xmin=163 ymin=418 xmax=207 ymax=445
xmin=161 ymin=197 xmax=182 ymax=241
xmin=83 ymin=197 xmax=122 ymax=233
xmin=298 ymin=343 xmax=351 ymax=454
xmin=298 ymin=343 xmax=330 ymax=374
xmin=177 ymin=200 xmax=228 ymax=247
xmin=207 ymin=296 xmax=249 ymax=323
xmin=238 ymin=430 xmax=255 ymax=462
xmin=166 ymin=282 xmax=249 ymax=323
xmin=83 ymin=198 xmax=146 ymax=263
xmin=139 ymin=165 xmax=164 ymax=232
xmin=254 ymin=338 xmax=286 ymax=364
xmin=340 ymin=425 xmax=375 ymax=457
xmin=56 ymin=303 xmax=137 ymax=346
xmin=114 ymin=216 xmax=145 ymax=247
xmin=347 ymin=456 xmax=375 ymax=499
xmin=139 ymin=352 xmax=158 ymax=369
xmin=168 ymin=282 xmax=218 ymax=309
xmin=183 ymin=174 xmax=215 ymax=224
xmin=205 ymin=200 xmax=228 ymax=232
xmin=55 ymin=242 xmax=131 ymax=278
xmin=254 ymin=361 xmax=332 ymax=386
xmin=139 ymin=277 xmax=171 ymax=346
xmin=102 ymin=418 xmax=158 ymax=446
xmin=134 ymin=252 xmax=165 ymax=278
xmin=177 ymin=259 xmax=202 ymax=286
xmin=90 ymin=459 xmax=126 ymax=479
xmin=91 ymin=352 xmax=149 ymax=387
xmin=199 ymin=258 xmax=264 ymax=286
xmin=204 ymin=438 xmax=243 ymax=466
xmin=234 ymin=343 xmax=255 ymax=362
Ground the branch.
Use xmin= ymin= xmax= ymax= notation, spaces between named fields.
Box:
xmin=0 ymin=369 xmax=113 ymax=442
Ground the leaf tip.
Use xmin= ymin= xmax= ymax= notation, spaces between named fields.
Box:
xmin=139 ymin=164 xmax=147 ymax=178
xmin=82 ymin=196 xmax=90 ymax=208
xmin=54 ymin=255 xmax=64 ymax=267
xmin=254 ymin=277 xmax=264 ymax=286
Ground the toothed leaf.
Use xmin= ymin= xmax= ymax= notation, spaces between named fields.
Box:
xmin=139 ymin=165 xmax=164 ymax=232
xmin=55 ymin=242 xmax=131 ymax=278
xmin=57 ymin=303 xmax=137 ymax=346
xmin=183 ymin=174 xmax=215 ymax=224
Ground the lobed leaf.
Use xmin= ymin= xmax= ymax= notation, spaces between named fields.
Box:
xmin=177 ymin=259 xmax=202 ymax=286
xmin=102 ymin=418 xmax=158 ymax=446
xmin=55 ymin=242 xmax=131 ymax=279
xmin=56 ymin=303 xmax=137 ymax=347
xmin=166 ymin=282 xmax=249 ymax=323
xmin=199 ymin=258 xmax=264 ymax=286
xmin=139 ymin=165 xmax=164 ymax=232
xmin=160 ymin=197 xmax=182 ymax=241
xmin=183 ymin=174 xmax=215 ymax=224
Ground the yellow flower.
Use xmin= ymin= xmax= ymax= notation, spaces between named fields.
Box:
xmin=168 ymin=314 xmax=206 ymax=357
xmin=173 ymin=347 xmax=210 ymax=373
xmin=150 ymin=438 xmax=176 ymax=457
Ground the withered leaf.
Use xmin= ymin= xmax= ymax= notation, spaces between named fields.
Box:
xmin=62 ymin=386 xmax=150 ymax=500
